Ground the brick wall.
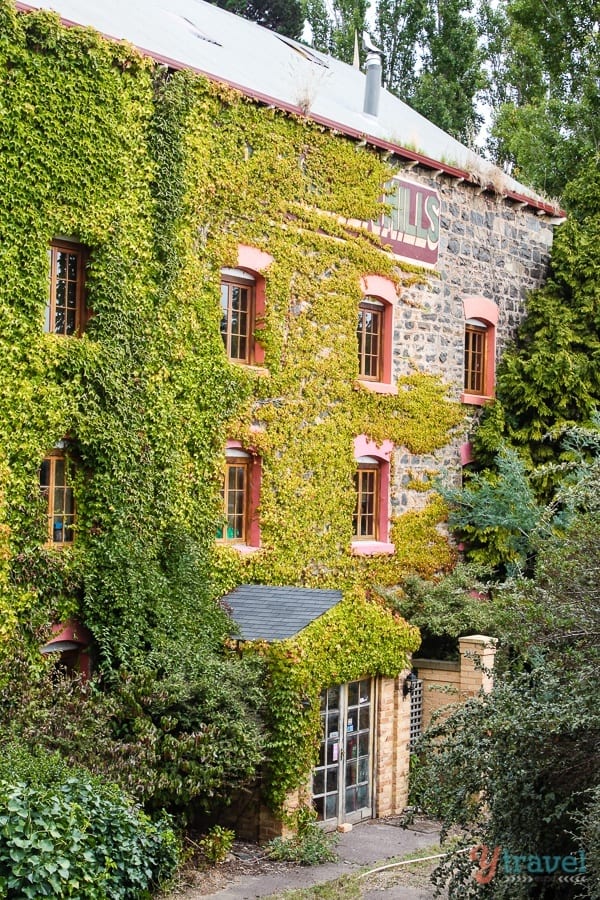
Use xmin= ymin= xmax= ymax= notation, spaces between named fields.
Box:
xmin=413 ymin=634 xmax=497 ymax=732
xmin=373 ymin=673 xmax=412 ymax=818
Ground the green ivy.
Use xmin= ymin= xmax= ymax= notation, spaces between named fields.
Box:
xmin=243 ymin=588 xmax=420 ymax=810
xmin=0 ymin=1 xmax=464 ymax=816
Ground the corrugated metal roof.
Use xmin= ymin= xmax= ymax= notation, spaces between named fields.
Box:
xmin=15 ymin=0 xmax=561 ymax=213
xmin=224 ymin=584 xmax=343 ymax=641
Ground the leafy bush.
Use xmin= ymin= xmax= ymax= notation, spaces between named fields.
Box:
xmin=200 ymin=826 xmax=235 ymax=864
xmin=0 ymin=770 xmax=179 ymax=899
xmin=0 ymin=649 xmax=265 ymax=819
xmin=267 ymin=810 xmax=338 ymax=866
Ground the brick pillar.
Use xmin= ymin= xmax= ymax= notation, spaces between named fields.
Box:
xmin=374 ymin=672 xmax=411 ymax=817
xmin=458 ymin=634 xmax=497 ymax=698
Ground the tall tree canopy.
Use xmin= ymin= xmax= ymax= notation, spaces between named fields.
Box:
xmin=409 ymin=0 xmax=486 ymax=143
xmin=305 ymin=0 xmax=487 ymax=144
xmin=488 ymin=0 xmax=600 ymax=197
xmin=206 ymin=0 xmax=304 ymax=39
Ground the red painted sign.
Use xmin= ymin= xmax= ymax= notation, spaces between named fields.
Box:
xmin=370 ymin=176 xmax=441 ymax=266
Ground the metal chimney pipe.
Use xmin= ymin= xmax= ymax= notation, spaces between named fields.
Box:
xmin=363 ymin=48 xmax=382 ymax=117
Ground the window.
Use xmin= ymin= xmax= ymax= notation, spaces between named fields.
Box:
xmin=46 ymin=241 xmax=86 ymax=335
xmin=353 ymin=459 xmax=380 ymax=540
xmin=461 ymin=297 xmax=498 ymax=404
xmin=356 ymin=276 xmax=396 ymax=394
xmin=357 ymin=299 xmax=384 ymax=381
xmin=40 ymin=451 xmax=76 ymax=545
xmin=218 ymin=450 xmax=250 ymax=543
xmin=464 ymin=320 xmax=487 ymax=394
xmin=351 ymin=437 xmax=394 ymax=556
xmin=220 ymin=269 xmax=255 ymax=363
xmin=217 ymin=443 xmax=261 ymax=548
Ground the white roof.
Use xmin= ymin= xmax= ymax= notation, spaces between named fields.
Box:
xmin=16 ymin=0 xmax=560 ymax=212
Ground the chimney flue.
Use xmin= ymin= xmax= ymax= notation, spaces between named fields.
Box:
xmin=362 ymin=33 xmax=382 ymax=118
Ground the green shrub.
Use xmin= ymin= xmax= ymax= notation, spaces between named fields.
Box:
xmin=200 ymin=826 xmax=235 ymax=864
xmin=0 ymin=772 xmax=179 ymax=899
xmin=267 ymin=810 xmax=338 ymax=866
xmin=0 ymin=652 xmax=265 ymax=820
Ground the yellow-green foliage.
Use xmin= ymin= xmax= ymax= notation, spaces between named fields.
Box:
xmin=172 ymin=80 xmax=463 ymax=591
xmin=245 ymin=588 xmax=421 ymax=808
xmin=0 ymin=1 xmax=463 ymax=810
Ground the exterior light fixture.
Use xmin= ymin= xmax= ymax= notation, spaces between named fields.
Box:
xmin=403 ymin=671 xmax=418 ymax=697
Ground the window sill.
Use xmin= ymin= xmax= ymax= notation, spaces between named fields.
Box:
xmin=228 ymin=361 xmax=270 ymax=377
xmin=460 ymin=392 xmax=493 ymax=406
xmin=355 ymin=379 xmax=398 ymax=396
xmin=217 ymin=542 xmax=261 ymax=555
xmin=351 ymin=540 xmax=395 ymax=556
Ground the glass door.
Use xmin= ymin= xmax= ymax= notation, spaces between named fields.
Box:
xmin=312 ymin=679 xmax=374 ymax=827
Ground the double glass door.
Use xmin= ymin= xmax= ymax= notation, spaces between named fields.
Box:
xmin=312 ymin=679 xmax=373 ymax=826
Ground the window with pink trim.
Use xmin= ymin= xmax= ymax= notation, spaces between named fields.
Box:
xmin=351 ymin=437 xmax=394 ymax=555
xmin=217 ymin=444 xmax=261 ymax=549
xmin=357 ymin=276 xmax=396 ymax=394
xmin=220 ymin=246 xmax=272 ymax=367
xmin=461 ymin=297 xmax=498 ymax=405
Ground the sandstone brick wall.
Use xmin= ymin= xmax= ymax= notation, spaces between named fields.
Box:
xmin=374 ymin=673 xmax=412 ymax=818
xmin=413 ymin=634 xmax=497 ymax=733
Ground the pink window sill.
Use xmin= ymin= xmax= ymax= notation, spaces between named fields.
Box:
xmin=355 ymin=379 xmax=398 ymax=396
xmin=351 ymin=540 xmax=395 ymax=556
xmin=228 ymin=362 xmax=270 ymax=377
xmin=216 ymin=542 xmax=261 ymax=554
xmin=460 ymin=392 xmax=493 ymax=406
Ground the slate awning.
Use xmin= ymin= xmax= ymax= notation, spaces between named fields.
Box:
xmin=224 ymin=584 xmax=343 ymax=642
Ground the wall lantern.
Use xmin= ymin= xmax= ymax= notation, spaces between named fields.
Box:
xmin=403 ymin=671 xmax=418 ymax=697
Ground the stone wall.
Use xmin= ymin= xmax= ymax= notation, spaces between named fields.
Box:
xmin=388 ymin=168 xmax=556 ymax=515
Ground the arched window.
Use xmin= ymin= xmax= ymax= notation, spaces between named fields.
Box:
xmin=40 ymin=448 xmax=76 ymax=545
xmin=357 ymin=276 xmax=397 ymax=393
xmin=462 ymin=297 xmax=498 ymax=404
xmin=353 ymin=456 xmax=381 ymax=539
xmin=220 ymin=245 xmax=273 ymax=366
xmin=220 ymin=268 xmax=255 ymax=364
xmin=351 ymin=437 xmax=394 ymax=555
xmin=46 ymin=240 xmax=88 ymax=336
xmin=217 ymin=442 xmax=261 ymax=549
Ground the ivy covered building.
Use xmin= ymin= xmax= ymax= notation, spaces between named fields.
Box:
xmin=2 ymin=0 xmax=563 ymax=835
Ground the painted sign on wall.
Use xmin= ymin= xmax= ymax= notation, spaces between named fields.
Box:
xmin=369 ymin=176 xmax=441 ymax=266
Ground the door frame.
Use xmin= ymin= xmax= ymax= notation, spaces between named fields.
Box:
xmin=312 ymin=677 xmax=377 ymax=829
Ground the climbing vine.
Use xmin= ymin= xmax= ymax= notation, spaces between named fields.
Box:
xmin=242 ymin=588 xmax=420 ymax=810
xmin=0 ymin=0 xmax=463 ymax=816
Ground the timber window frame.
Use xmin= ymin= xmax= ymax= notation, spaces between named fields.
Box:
xmin=464 ymin=320 xmax=487 ymax=395
xmin=351 ymin=437 xmax=394 ymax=556
xmin=220 ymin=268 xmax=256 ymax=364
xmin=40 ymin=449 xmax=76 ymax=546
xmin=461 ymin=297 xmax=498 ymax=405
xmin=46 ymin=240 xmax=87 ymax=336
xmin=357 ymin=299 xmax=384 ymax=382
xmin=356 ymin=276 xmax=396 ymax=394
xmin=353 ymin=460 xmax=380 ymax=540
xmin=217 ymin=443 xmax=261 ymax=549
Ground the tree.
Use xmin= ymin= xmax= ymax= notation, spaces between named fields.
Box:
xmin=374 ymin=0 xmax=428 ymax=99
xmin=488 ymin=0 xmax=600 ymax=197
xmin=409 ymin=0 xmax=486 ymax=144
xmin=305 ymin=0 xmax=369 ymax=64
xmin=411 ymin=485 xmax=600 ymax=898
xmin=206 ymin=0 xmax=304 ymax=39
xmin=473 ymin=159 xmax=600 ymax=491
